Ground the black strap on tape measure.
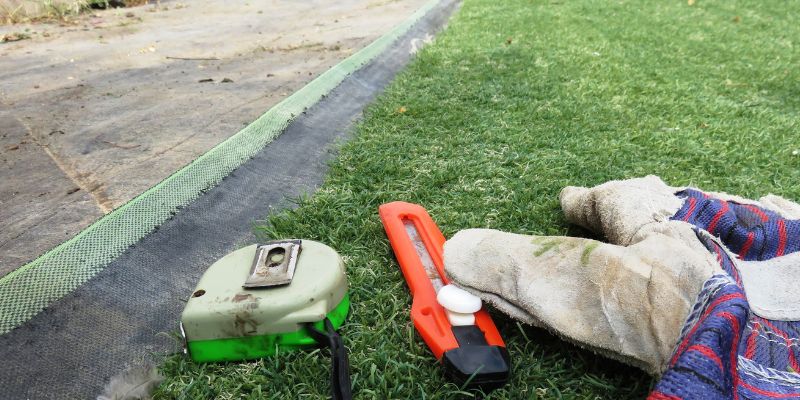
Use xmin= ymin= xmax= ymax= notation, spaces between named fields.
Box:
xmin=306 ymin=318 xmax=352 ymax=400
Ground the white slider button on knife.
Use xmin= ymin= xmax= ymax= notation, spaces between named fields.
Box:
xmin=437 ymin=284 xmax=482 ymax=314
xmin=446 ymin=310 xmax=476 ymax=326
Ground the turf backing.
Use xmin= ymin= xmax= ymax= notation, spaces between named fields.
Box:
xmin=155 ymin=0 xmax=800 ymax=398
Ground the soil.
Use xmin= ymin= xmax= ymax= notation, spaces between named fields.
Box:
xmin=0 ymin=0 xmax=428 ymax=275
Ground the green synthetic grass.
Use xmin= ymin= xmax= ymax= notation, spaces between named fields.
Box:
xmin=154 ymin=0 xmax=800 ymax=398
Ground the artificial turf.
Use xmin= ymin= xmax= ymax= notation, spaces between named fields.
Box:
xmin=154 ymin=0 xmax=800 ymax=398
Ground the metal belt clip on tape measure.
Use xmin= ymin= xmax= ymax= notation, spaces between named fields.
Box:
xmin=180 ymin=239 xmax=352 ymax=399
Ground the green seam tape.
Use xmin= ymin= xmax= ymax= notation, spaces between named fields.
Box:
xmin=0 ymin=0 xmax=440 ymax=335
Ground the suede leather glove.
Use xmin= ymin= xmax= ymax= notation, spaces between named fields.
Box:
xmin=444 ymin=176 xmax=800 ymax=399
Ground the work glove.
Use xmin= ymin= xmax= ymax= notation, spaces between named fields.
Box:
xmin=443 ymin=176 xmax=800 ymax=399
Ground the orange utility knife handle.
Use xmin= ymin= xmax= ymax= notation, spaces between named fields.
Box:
xmin=378 ymin=201 xmax=505 ymax=358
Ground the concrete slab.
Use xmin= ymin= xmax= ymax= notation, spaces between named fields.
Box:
xmin=0 ymin=0 xmax=428 ymax=275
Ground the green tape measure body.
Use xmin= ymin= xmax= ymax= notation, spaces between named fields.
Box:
xmin=181 ymin=240 xmax=350 ymax=362
xmin=185 ymin=294 xmax=350 ymax=362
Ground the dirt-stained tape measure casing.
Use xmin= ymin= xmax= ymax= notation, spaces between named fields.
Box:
xmin=180 ymin=240 xmax=350 ymax=362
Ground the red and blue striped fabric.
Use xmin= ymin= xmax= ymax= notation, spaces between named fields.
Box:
xmin=650 ymin=189 xmax=800 ymax=400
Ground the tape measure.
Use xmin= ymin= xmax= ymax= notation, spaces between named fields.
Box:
xmin=180 ymin=239 xmax=352 ymax=399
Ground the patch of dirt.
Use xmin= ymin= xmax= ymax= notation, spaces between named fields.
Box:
xmin=0 ymin=0 xmax=428 ymax=275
